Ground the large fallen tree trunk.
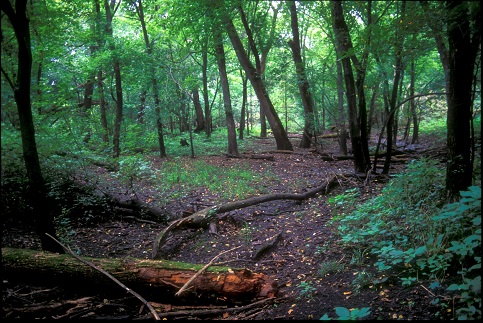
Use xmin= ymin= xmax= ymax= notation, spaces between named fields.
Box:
xmin=152 ymin=175 xmax=339 ymax=259
xmin=1 ymin=247 xmax=277 ymax=302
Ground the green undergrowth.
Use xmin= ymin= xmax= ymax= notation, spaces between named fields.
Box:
xmin=328 ymin=158 xmax=481 ymax=320
xmin=157 ymin=158 xmax=274 ymax=201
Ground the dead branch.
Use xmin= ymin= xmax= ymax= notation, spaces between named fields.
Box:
xmin=151 ymin=297 xmax=275 ymax=319
xmin=152 ymin=175 xmax=339 ymax=259
xmin=253 ymin=232 xmax=283 ymax=261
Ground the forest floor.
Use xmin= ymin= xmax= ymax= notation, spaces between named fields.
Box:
xmin=2 ymin=132 xmax=454 ymax=320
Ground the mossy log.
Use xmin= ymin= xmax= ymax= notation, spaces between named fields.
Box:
xmin=1 ymin=247 xmax=277 ymax=301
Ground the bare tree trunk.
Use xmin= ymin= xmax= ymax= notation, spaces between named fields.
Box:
xmin=222 ymin=12 xmax=293 ymax=151
xmin=214 ymin=27 xmax=239 ymax=156
xmin=1 ymin=0 xmax=63 ymax=253
xmin=239 ymin=69 xmax=248 ymax=140
xmin=335 ymin=60 xmax=347 ymax=155
xmin=383 ymin=1 xmax=406 ymax=175
xmin=104 ymin=0 xmax=123 ymax=158
xmin=331 ymin=0 xmax=368 ymax=172
xmin=445 ymin=0 xmax=479 ymax=201
xmin=192 ymin=87 xmax=205 ymax=133
xmin=287 ymin=0 xmax=315 ymax=149
xmin=202 ymin=40 xmax=212 ymax=138
xmin=408 ymin=58 xmax=419 ymax=144
xmin=97 ymin=70 xmax=109 ymax=144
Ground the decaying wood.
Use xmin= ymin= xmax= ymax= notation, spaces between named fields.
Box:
xmin=175 ymin=246 xmax=242 ymax=297
xmin=2 ymin=247 xmax=277 ymax=302
xmin=253 ymin=232 xmax=283 ymax=261
xmin=152 ymin=175 xmax=339 ymax=259
xmin=107 ymin=193 xmax=172 ymax=223
xmin=46 ymin=233 xmax=160 ymax=320
xmin=147 ymin=297 xmax=275 ymax=319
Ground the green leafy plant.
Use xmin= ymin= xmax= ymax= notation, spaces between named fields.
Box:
xmin=327 ymin=187 xmax=360 ymax=219
xmin=351 ymin=271 xmax=375 ymax=293
xmin=239 ymin=221 xmax=255 ymax=246
xmin=329 ymin=157 xmax=481 ymax=320
xmin=318 ymin=260 xmax=345 ymax=277
xmin=296 ymin=281 xmax=317 ymax=300
xmin=320 ymin=307 xmax=371 ymax=320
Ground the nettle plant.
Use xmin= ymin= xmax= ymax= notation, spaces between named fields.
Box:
xmin=329 ymin=158 xmax=481 ymax=320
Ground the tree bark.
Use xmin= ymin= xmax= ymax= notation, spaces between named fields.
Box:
xmin=287 ymin=1 xmax=315 ymax=149
xmin=1 ymin=0 xmax=64 ymax=254
xmin=2 ymin=247 xmax=277 ymax=301
xmin=445 ymin=0 xmax=479 ymax=201
xmin=331 ymin=1 xmax=371 ymax=173
xmin=222 ymin=8 xmax=293 ymax=151
xmin=239 ymin=68 xmax=248 ymax=140
xmin=202 ymin=39 xmax=212 ymax=137
xmin=335 ymin=60 xmax=348 ymax=155
xmin=104 ymin=0 xmax=123 ymax=158
xmin=383 ymin=1 xmax=406 ymax=175
xmin=214 ymin=27 xmax=239 ymax=156
xmin=192 ymin=88 xmax=206 ymax=133
xmin=134 ymin=0 xmax=166 ymax=158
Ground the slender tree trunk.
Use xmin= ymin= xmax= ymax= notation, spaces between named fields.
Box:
xmin=137 ymin=90 xmax=146 ymax=124
xmin=287 ymin=0 xmax=315 ymax=148
xmin=1 ymin=0 xmax=63 ymax=253
xmin=367 ymin=82 xmax=379 ymax=138
xmin=104 ymin=0 xmax=123 ymax=158
xmin=239 ymin=69 xmax=248 ymax=140
xmin=409 ymin=58 xmax=419 ymax=144
xmin=202 ymin=40 xmax=212 ymax=137
xmin=383 ymin=1 xmax=406 ymax=175
xmin=214 ymin=28 xmax=239 ymax=156
xmin=97 ymin=70 xmax=109 ymax=144
xmin=335 ymin=60 xmax=347 ymax=155
xmin=112 ymin=60 xmax=123 ymax=158
xmin=192 ymin=88 xmax=205 ymax=133
xmin=331 ymin=0 xmax=368 ymax=172
xmin=133 ymin=1 xmax=166 ymax=158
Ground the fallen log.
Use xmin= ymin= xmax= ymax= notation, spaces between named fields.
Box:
xmin=152 ymin=175 xmax=339 ymax=259
xmin=1 ymin=247 xmax=277 ymax=302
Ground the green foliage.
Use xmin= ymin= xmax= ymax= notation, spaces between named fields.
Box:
xmin=296 ymin=281 xmax=317 ymax=300
xmin=239 ymin=221 xmax=255 ymax=246
xmin=320 ymin=307 xmax=371 ymax=320
xmin=329 ymin=158 xmax=481 ymax=320
xmin=327 ymin=187 xmax=360 ymax=218
xmin=158 ymin=159 xmax=271 ymax=201
xmin=318 ymin=260 xmax=345 ymax=277
xmin=351 ymin=271 xmax=375 ymax=294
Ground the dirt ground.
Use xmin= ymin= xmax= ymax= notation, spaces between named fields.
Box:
xmin=2 ymin=134 xmax=454 ymax=320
